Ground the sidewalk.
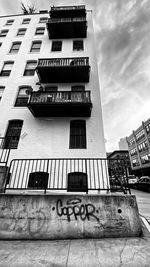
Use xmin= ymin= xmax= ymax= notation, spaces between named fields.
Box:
xmin=0 ymin=220 xmax=150 ymax=267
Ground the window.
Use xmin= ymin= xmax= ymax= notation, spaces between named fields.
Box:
xmin=30 ymin=41 xmax=42 ymax=52
xmin=35 ymin=27 xmax=45 ymax=35
xmin=68 ymin=172 xmax=88 ymax=192
xmin=24 ymin=61 xmax=37 ymax=76
xmin=71 ymin=85 xmax=85 ymax=91
xmin=0 ymin=43 xmax=2 ymax=47
xmin=6 ymin=20 xmax=14 ymax=25
xmin=0 ymin=61 xmax=14 ymax=76
xmin=15 ymin=86 xmax=31 ymax=107
xmin=45 ymin=86 xmax=58 ymax=92
xmin=28 ymin=172 xmax=49 ymax=189
xmin=3 ymin=120 xmax=23 ymax=149
xmin=0 ymin=30 xmax=9 ymax=37
xmin=70 ymin=120 xmax=86 ymax=149
xmin=0 ymin=86 xmax=5 ymax=101
xmin=51 ymin=41 xmax=62 ymax=51
xmin=22 ymin=18 xmax=31 ymax=24
xmin=9 ymin=42 xmax=21 ymax=53
xmin=17 ymin=28 xmax=26 ymax=36
xmin=73 ymin=40 xmax=84 ymax=51
xmin=39 ymin=17 xmax=48 ymax=23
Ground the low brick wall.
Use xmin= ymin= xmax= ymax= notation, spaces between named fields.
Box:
xmin=0 ymin=194 xmax=142 ymax=239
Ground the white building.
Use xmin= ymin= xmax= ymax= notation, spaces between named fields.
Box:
xmin=0 ymin=3 xmax=108 ymax=193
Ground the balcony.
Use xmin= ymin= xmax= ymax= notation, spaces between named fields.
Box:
xmin=36 ymin=57 xmax=90 ymax=83
xmin=47 ymin=17 xmax=87 ymax=39
xmin=49 ymin=5 xmax=86 ymax=19
xmin=27 ymin=91 xmax=92 ymax=117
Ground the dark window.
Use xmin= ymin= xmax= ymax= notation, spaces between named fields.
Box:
xmin=17 ymin=28 xmax=26 ymax=36
xmin=51 ymin=41 xmax=62 ymax=51
xmin=71 ymin=85 xmax=85 ymax=91
xmin=0 ymin=43 xmax=2 ymax=47
xmin=6 ymin=20 xmax=14 ymax=25
xmin=39 ymin=17 xmax=48 ymax=23
xmin=28 ymin=172 xmax=49 ymax=189
xmin=3 ymin=120 xmax=23 ymax=149
xmin=45 ymin=86 xmax=58 ymax=92
xmin=70 ymin=120 xmax=86 ymax=149
xmin=68 ymin=172 xmax=88 ymax=192
xmin=73 ymin=40 xmax=84 ymax=51
xmin=15 ymin=86 xmax=30 ymax=107
xmin=23 ymin=61 xmax=37 ymax=76
xmin=0 ymin=30 xmax=9 ymax=37
xmin=9 ymin=42 xmax=21 ymax=53
xmin=22 ymin=18 xmax=31 ymax=24
xmin=0 ymin=62 xmax=14 ymax=76
xmin=30 ymin=41 xmax=42 ymax=52
xmin=35 ymin=27 xmax=45 ymax=35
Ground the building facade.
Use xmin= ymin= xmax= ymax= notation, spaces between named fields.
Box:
xmin=126 ymin=118 xmax=150 ymax=176
xmin=118 ymin=138 xmax=128 ymax=150
xmin=0 ymin=4 xmax=108 ymax=193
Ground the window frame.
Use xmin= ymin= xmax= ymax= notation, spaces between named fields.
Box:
xmin=22 ymin=18 xmax=31 ymax=24
xmin=69 ymin=120 xmax=86 ymax=149
xmin=0 ymin=61 xmax=14 ymax=77
xmin=51 ymin=41 xmax=62 ymax=52
xmin=17 ymin=28 xmax=26 ymax=36
xmin=23 ymin=60 xmax=37 ymax=76
xmin=0 ymin=30 xmax=9 ymax=37
xmin=9 ymin=42 xmax=21 ymax=54
xmin=3 ymin=120 xmax=23 ymax=149
xmin=73 ymin=40 xmax=84 ymax=51
xmin=30 ymin=41 xmax=42 ymax=52
xmin=6 ymin=20 xmax=14 ymax=26
xmin=35 ymin=27 xmax=45 ymax=35
xmin=15 ymin=86 xmax=31 ymax=107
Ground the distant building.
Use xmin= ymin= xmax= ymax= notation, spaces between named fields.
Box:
xmin=126 ymin=118 xmax=150 ymax=176
xmin=107 ymin=150 xmax=132 ymax=176
xmin=118 ymin=138 xmax=128 ymax=150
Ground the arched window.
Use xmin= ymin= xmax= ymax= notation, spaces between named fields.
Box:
xmin=3 ymin=120 xmax=23 ymax=149
xmin=28 ymin=172 xmax=49 ymax=189
xmin=15 ymin=86 xmax=31 ymax=107
xmin=68 ymin=172 xmax=88 ymax=192
xmin=70 ymin=120 xmax=86 ymax=149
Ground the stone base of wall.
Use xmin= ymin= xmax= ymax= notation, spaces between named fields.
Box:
xmin=0 ymin=194 xmax=142 ymax=239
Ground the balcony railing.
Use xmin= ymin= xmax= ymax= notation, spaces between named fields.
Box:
xmin=27 ymin=91 xmax=92 ymax=117
xmin=4 ymin=158 xmax=130 ymax=194
xmin=36 ymin=57 xmax=90 ymax=83
xmin=51 ymin=5 xmax=85 ymax=11
xmin=48 ymin=17 xmax=86 ymax=23
xmin=38 ymin=57 xmax=89 ymax=67
xmin=29 ymin=91 xmax=91 ymax=104
xmin=0 ymin=137 xmax=11 ymax=166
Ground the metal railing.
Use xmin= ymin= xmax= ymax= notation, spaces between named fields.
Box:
xmin=0 ymin=137 xmax=11 ymax=166
xmin=37 ymin=57 xmax=89 ymax=68
xmin=4 ymin=158 xmax=131 ymax=194
xmin=29 ymin=91 xmax=91 ymax=105
xmin=48 ymin=17 xmax=86 ymax=23
xmin=51 ymin=5 xmax=85 ymax=11
xmin=6 ymin=158 xmax=110 ymax=193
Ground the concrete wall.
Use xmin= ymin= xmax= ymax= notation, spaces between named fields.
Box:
xmin=0 ymin=194 xmax=142 ymax=239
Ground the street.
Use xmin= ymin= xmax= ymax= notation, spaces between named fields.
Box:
xmin=131 ymin=188 xmax=150 ymax=221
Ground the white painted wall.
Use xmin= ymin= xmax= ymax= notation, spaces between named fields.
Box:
xmin=0 ymin=7 xmax=106 ymax=163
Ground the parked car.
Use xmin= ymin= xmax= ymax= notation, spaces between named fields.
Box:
xmin=134 ymin=176 xmax=150 ymax=192
xmin=128 ymin=175 xmax=138 ymax=184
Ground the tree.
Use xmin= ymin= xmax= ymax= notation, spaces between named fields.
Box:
xmin=20 ymin=2 xmax=36 ymax=14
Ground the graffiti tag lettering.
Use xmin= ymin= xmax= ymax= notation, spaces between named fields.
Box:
xmin=56 ymin=198 xmax=99 ymax=222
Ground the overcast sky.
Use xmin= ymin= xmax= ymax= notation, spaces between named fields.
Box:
xmin=0 ymin=0 xmax=150 ymax=152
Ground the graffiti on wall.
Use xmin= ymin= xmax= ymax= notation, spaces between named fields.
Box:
xmin=53 ymin=198 xmax=100 ymax=222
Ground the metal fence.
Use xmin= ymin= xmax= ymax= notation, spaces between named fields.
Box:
xmin=0 ymin=137 xmax=11 ymax=166
xmin=38 ymin=57 xmax=89 ymax=68
xmin=6 ymin=158 xmax=110 ymax=193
